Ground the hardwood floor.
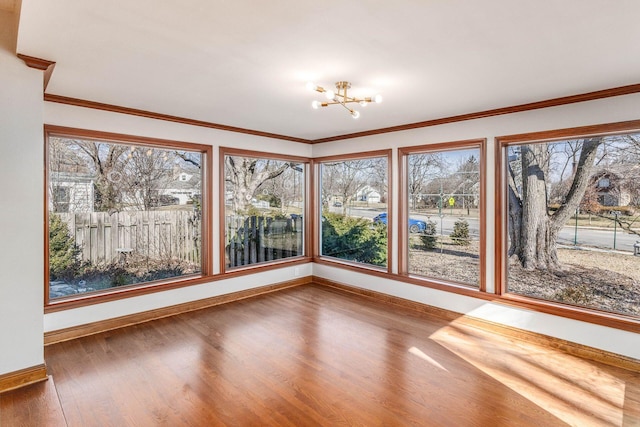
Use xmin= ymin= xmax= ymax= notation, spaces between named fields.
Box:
xmin=3 ymin=284 xmax=640 ymax=426
xmin=0 ymin=376 xmax=66 ymax=427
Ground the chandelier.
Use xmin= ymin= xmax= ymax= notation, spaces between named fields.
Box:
xmin=306 ymin=81 xmax=382 ymax=119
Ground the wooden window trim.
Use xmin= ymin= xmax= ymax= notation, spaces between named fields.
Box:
xmin=494 ymin=119 xmax=640 ymax=333
xmin=44 ymin=125 xmax=214 ymax=310
xmin=398 ymin=139 xmax=487 ymax=291
xmin=313 ymin=149 xmax=393 ymax=274
xmin=219 ymin=147 xmax=311 ymax=274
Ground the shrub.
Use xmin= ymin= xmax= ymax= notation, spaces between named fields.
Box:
xmin=451 ymin=219 xmax=470 ymax=245
xmin=419 ymin=220 xmax=438 ymax=249
xmin=49 ymin=214 xmax=81 ymax=281
xmin=321 ymin=213 xmax=387 ymax=266
xmin=75 ymin=257 xmax=189 ymax=290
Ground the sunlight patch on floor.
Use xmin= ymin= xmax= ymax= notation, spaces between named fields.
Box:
xmin=408 ymin=346 xmax=449 ymax=372
xmin=430 ymin=321 xmax=625 ymax=427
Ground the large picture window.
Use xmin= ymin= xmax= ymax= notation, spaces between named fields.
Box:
xmin=317 ymin=152 xmax=390 ymax=270
xmin=46 ymin=127 xmax=210 ymax=303
xmin=400 ymin=141 xmax=484 ymax=288
xmin=499 ymin=128 xmax=640 ymax=319
xmin=222 ymin=149 xmax=307 ymax=270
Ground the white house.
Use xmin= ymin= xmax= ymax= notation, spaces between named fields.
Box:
xmin=160 ymin=171 xmax=201 ymax=205
xmin=355 ymin=185 xmax=382 ymax=204
xmin=48 ymin=172 xmax=95 ymax=213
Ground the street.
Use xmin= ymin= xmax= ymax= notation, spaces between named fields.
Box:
xmin=332 ymin=206 xmax=640 ymax=253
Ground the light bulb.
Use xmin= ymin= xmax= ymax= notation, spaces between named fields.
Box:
xmin=351 ymin=110 xmax=360 ymax=119
xmin=306 ymin=82 xmax=317 ymax=91
xmin=325 ymin=90 xmax=335 ymax=100
xmin=374 ymin=94 xmax=383 ymax=103
xmin=359 ymin=100 xmax=368 ymax=107
xmin=311 ymin=100 xmax=321 ymax=109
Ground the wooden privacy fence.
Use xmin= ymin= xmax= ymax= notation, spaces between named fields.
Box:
xmin=226 ymin=215 xmax=303 ymax=267
xmin=58 ymin=211 xmax=201 ymax=265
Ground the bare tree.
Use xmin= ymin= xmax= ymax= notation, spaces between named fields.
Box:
xmin=321 ymin=159 xmax=383 ymax=214
xmin=122 ymin=147 xmax=174 ymax=210
xmin=408 ymin=153 xmax=445 ymax=208
xmin=69 ymin=140 xmax=129 ymax=212
xmin=225 ymin=156 xmax=291 ymax=214
xmin=451 ymin=155 xmax=480 ymax=211
xmin=508 ymin=138 xmax=602 ymax=270
xmin=255 ymin=163 xmax=304 ymax=214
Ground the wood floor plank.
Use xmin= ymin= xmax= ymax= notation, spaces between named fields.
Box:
xmin=0 ymin=376 xmax=67 ymax=427
xmin=9 ymin=284 xmax=638 ymax=426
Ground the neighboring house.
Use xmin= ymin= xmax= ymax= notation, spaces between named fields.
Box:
xmin=592 ymin=171 xmax=631 ymax=207
xmin=49 ymin=172 xmax=95 ymax=213
xmin=160 ymin=171 xmax=201 ymax=205
xmin=355 ymin=185 xmax=382 ymax=203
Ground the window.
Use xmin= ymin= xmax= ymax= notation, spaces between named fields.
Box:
xmin=222 ymin=148 xmax=307 ymax=270
xmin=46 ymin=127 xmax=211 ymax=303
xmin=317 ymin=152 xmax=390 ymax=270
xmin=52 ymin=185 xmax=70 ymax=213
xmin=499 ymin=128 xmax=640 ymax=319
xmin=400 ymin=141 xmax=484 ymax=288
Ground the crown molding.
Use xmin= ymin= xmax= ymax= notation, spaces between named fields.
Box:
xmin=43 ymin=83 xmax=640 ymax=145
xmin=17 ymin=53 xmax=56 ymax=90
xmin=43 ymin=93 xmax=311 ymax=143
xmin=311 ymin=83 xmax=640 ymax=143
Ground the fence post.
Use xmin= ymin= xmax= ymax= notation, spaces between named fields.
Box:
xmin=250 ymin=216 xmax=257 ymax=264
xmin=258 ymin=217 xmax=265 ymax=263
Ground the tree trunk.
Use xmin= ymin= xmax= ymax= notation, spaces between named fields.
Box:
xmin=509 ymin=138 xmax=603 ymax=270
xmin=517 ymin=144 xmax=556 ymax=269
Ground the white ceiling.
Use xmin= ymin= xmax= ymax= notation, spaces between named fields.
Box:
xmin=16 ymin=0 xmax=640 ymax=141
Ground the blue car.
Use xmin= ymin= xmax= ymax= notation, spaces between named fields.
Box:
xmin=372 ymin=212 xmax=426 ymax=233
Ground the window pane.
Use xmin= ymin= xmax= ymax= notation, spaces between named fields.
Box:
xmin=319 ymin=157 xmax=388 ymax=268
xmin=407 ymin=149 xmax=481 ymax=286
xmin=505 ymin=133 xmax=640 ymax=317
xmin=224 ymin=155 xmax=305 ymax=268
xmin=48 ymin=136 xmax=203 ymax=300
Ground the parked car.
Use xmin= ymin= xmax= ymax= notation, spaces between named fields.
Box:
xmin=372 ymin=212 xmax=426 ymax=233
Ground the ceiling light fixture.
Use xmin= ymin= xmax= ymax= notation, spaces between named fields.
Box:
xmin=306 ymin=81 xmax=382 ymax=119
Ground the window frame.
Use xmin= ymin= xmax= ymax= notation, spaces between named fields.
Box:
xmin=495 ymin=119 xmax=640 ymax=332
xmin=219 ymin=147 xmax=311 ymax=274
xmin=398 ymin=139 xmax=487 ymax=292
xmin=313 ymin=150 xmax=393 ymax=274
xmin=44 ymin=125 xmax=213 ymax=311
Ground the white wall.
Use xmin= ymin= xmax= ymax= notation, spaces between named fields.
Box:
xmin=312 ymin=92 xmax=640 ymax=360
xmin=0 ymin=9 xmax=45 ymax=375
